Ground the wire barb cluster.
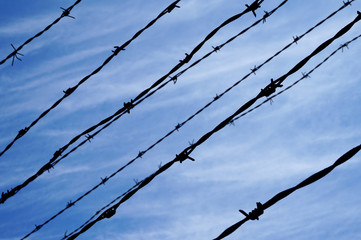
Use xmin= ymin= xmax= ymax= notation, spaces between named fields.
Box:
xmin=0 ymin=0 xmax=182 ymax=159
xmin=0 ymin=0 xmax=268 ymax=206
xmin=61 ymin=15 xmax=361 ymax=239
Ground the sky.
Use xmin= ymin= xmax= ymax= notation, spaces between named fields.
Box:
xmin=0 ymin=0 xmax=361 ymax=239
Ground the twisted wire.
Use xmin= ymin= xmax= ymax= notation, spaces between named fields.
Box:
xmin=0 ymin=0 xmax=83 ymax=66
xmin=0 ymin=0 xmax=182 ymax=158
xmin=214 ymin=143 xmax=361 ymax=240
xmin=61 ymin=15 xmax=361 ymax=239
xmin=180 ymin=12 xmax=361 ymax=159
xmin=20 ymin=28 xmax=361 ymax=240
xmin=233 ymin=32 xmax=361 ymax=121
xmin=0 ymin=0 xmax=265 ymax=204
xmin=12 ymin=3 xmax=290 ymax=237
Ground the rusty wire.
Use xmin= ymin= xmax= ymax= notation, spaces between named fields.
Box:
xmin=213 ymin=143 xmax=361 ymax=240
xmin=0 ymin=0 xmax=182 ymax=158
xmin=0 ymin=0 xmax=266 ymax=205
xmin=60 ymin=14 xmax=361 ymax=239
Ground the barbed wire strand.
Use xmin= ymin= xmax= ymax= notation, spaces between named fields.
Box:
xmin=0 ymin=0 xmax=266 ymax=204
xmin=0 ymin=0 xmax=82 ymax=66
xmin=214 ymin=143 xmax=361 ymax=240
xmin=20 ymin=20 xmax=361 ymax=240
xmin=233 ymin=32 xmax=361 ymax=122
xmin=14 ymin=3 xmax=295 ymax=238
xmin=0 ymin=0 xmax=182 ymax=158
xmin=61 ymin=14 xmax=361 ymax=239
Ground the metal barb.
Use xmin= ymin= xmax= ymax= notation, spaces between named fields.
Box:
xmin=302 ymin=72 xmax=311 ymax=78
xmin=138 ymin=151 xmax=145 ymax=158
xmin=176 ymin=151 xmax=195 ymax=163
xmin=63 ymin=87 xmax=76 ymax=97
xmin=343 ymin=0 xmax=352 ymax=6
xmin=179 ymin=53 xmax=191 ymax=64
xmin=251 ymin=65 xmax=258 ymax=75
xmin=263 ymin=11 xmax=270 ymax=23
xmin=214 ymin=94 xmax=220 ymax=101
xmin=123 ymin=100 xmax=134 ymax=114
xmin=34 ymin=224 xmax=42 ymax=231
xmin=175 ymin=123 xmax=182 ymax=131
xmin=53 ymin=149 xmax=63 ymax=159
xmin=112 ymin=46 xmax=126 ymax=55
xmin=16 ymin=127 xmax=29 ymax=139
xmin=165 ymin=2 xmax=180 ymax=13
xmin=60 ymin=7 xmax=75 ymax=19
xmin=66 ymin=201 xmax=75 ymax=208
xmin=239 ymin=202 xmax=264 ymax=220
xmin=43 ymin=162 xmax=54 ymax=173
xmin=228 ymin=119 xmax=235 ymax=126
xmin=260 ymin=78 xmax=283 ymax=97
xmin=269 ymin=98 xmax=274 ymax=105
xmin=340 ymin=43 xmax=349 ymax=52
xmin=212 ymin=45 xmax=221 ymax=52
xmin=245 ymin=0 xmax=261 ymax=17
xmin=100 ymin=176 xmax=109 ymax=185
xmin=10 ymin=44 xmax=24 ymax=66
xmin=293 ymin=35 xmax=300 ymax=44
xmin=85 ymin=134 xmax=93 ymax=142
xmin=169 ymin=75 xmax=178 ymax=84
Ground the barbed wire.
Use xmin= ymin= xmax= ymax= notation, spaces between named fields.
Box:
xmin=0 ymin=0 xmax=182 ymax=158
xmin=213 ymin=143 xmax=361 ymax=240
xmin=233 ymin=32 xmax=361 ymax=121
xmin=0 ymin=0 xmax=83 ymax=66
xmin=60 ymin=14 xmax=361 ymax=239
xmin=12 ymin=3 xmax=295 ymax=238
xmin=0 ymin=0 xmax=266 ymax=204
xmin=19 ymin=20 xmax=361 ymax=240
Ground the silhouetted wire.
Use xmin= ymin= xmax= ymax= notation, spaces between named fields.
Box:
xmin=61 ymin=14 xmax=361 ymax=239
xmin=15 ymin=3 xmax=295 ymax=238
xmin=213 ymin=143 xmax=361 ymax=240
xmin=233 ymin=32 xmax=361 ymax=122
xmin=0 ymin=0 xmax=82 ymax=66
xmin=0 ymin=0 xmax=265 ymax=205
xmin=19 ymin=182 xmax=141 ymax=240
xmin=0 ymin=0 xmax=182 ymax=158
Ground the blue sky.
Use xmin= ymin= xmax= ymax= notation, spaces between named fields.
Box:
xmin=1 ymin=0 xmax=361 ymax=239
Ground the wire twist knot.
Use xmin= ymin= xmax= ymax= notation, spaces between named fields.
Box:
xmin=10 ymin=44 xmax=24 ymax=66
xmin=63 ymin=87 xmax=76 ymax=97
xmin=239 ymin=202 xmax=264 ymax=220
xmin=245 ymin=0 xmax=261 ymax=17
xmin=16 ymin=127 xmax=29 ymax=139
xmin=263 ymin=11 xmax=270 ymax=23
xmin=176 ymin=150 xmax=195 ymax=163
xmin=165 ymin=2 xmax=180 ymax=13
xmin=112 ymin=46 xmax=126 ymax=55
xmin=60 ymin=7 xmax=75 ymax=19
xmin=179 ymin=53 xmax=191 ymax=64
xmin=260 ymin=78 xmax=283 ymax=97
xmin=123 ymin=100 xmax=134 ymax=114
xmin=101 ymin=207 xmax=116 ymax=219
